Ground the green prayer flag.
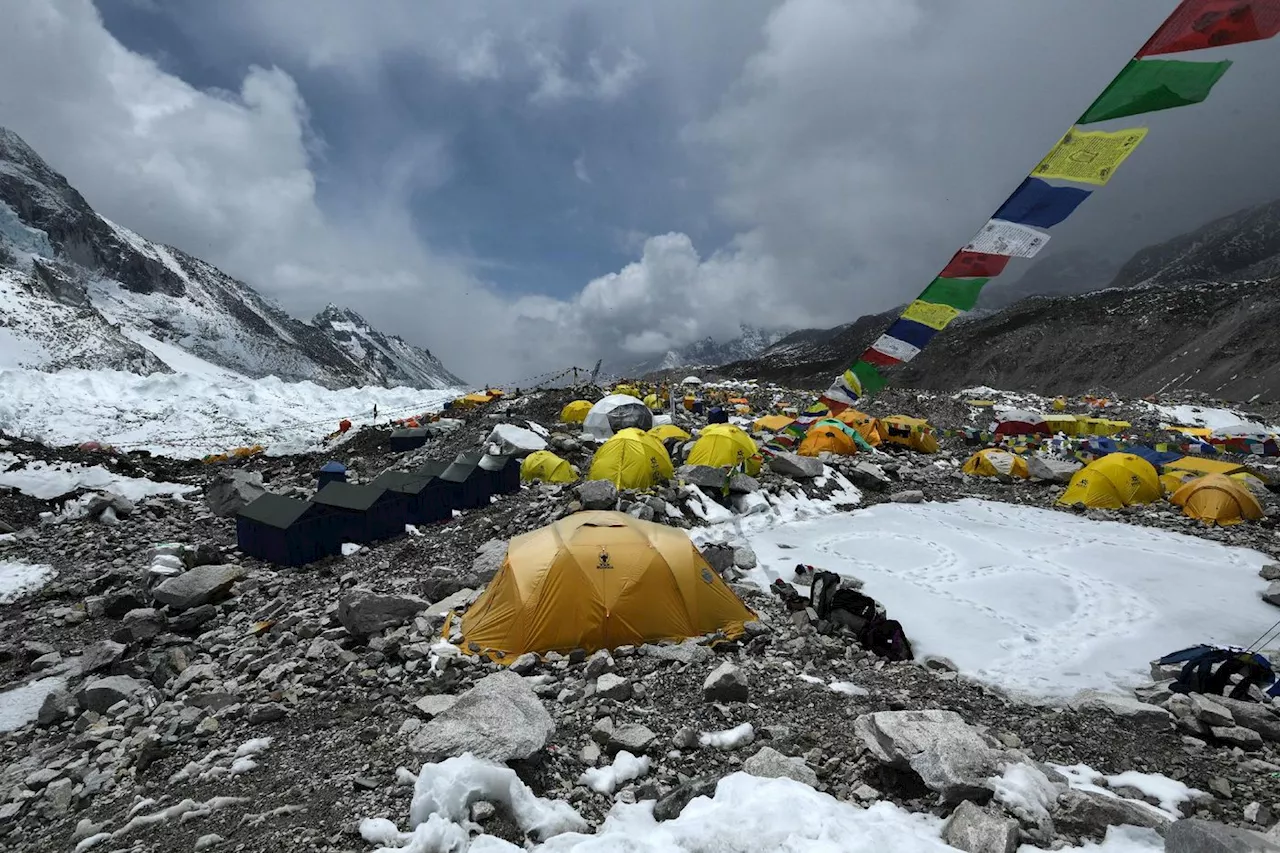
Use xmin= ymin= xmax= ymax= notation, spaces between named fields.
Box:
xmin=918 ymin=276 xmax=989 ymax=312
xmin=1079 ymin=59 xmax=1232 ymax=124
xmin=851 ymin=360 xmax=887 ymax=396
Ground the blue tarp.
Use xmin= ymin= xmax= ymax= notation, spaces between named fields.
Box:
xmin=1126 ymin=445 xmax=1184 ymax=467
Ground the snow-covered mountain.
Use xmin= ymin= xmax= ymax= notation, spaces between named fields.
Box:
xmin=0 ymin=127 xmax=462 ymax=389
xmin=628 ymin=324 xmax=789 ymax=375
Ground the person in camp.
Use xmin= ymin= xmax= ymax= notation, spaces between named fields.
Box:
xmin=338 ymin=418 xmax=352 ymax=434
xmin=806 ymin=569 xmax=915 ymax=662
xmin=372 ymin=404 xmax=378 ymax=420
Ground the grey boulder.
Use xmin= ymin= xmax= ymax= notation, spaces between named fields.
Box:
xmin=576 ymin=479 xmax=618 ymax=511
xmin=742 ymin=746 xmax=818 ymax=787
xmin=1052 ymin=789 xmax=1171 ymax=839
xmin=78 ymin=640 xmax=127 ymax=675
xmin=767 ymin=453 xmax=823 ymax=480
xmin=942 ymin=800 xmax=1020 ymax=853
xmin=890 ymin=490 xmax=925 ymax=504
xmin=703 ymin=661 xmax=750 ymax=703
xmin=205 ymin=469 xmax=266 ymax=518
xmin=853 ymin=709 xmax=1009 ymax=802
xmin=1070 ymin=690 xmax=1174 ymax=731
xmin=1166 ymin=818 xmax=1280 ymax=852
xmin=78 ymin=675 xmax=158 ymax=714
xmin=337 ymin=589 xmax=430 ymax=637
xmin=151 ymin=564 xmax=245 ymax=612
xmin=1026 ymin=456 xmax=1082 ymax=484
xmin=411 ymin=671 xmax=554 ymax=762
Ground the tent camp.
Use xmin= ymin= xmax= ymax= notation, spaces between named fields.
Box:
xmin=613 ymin=384 xmax=640 ymax=397
xmin=798 ymin=425 xmax=857 ymax=457
xmin=1043 ymin=414 xmax=1080 ymax=436
xmin=752 ymin=414 xmax=795 ymax=434
xmin=1164 ymin=457 xmax=1255 ymax=479
xmin=882 ymin=416 xmax=939 ymax=454
xmin=963 ymin=448 xmax=1030 ymax=479
xmin=457 ymin=511 xmax=756 ymax=661
xmin=993 ymin=409 xmax=1049 ymax=437
xmin=588 ymin=428 xmax=674 ymax=489
xmin=311 ymin=482 xmax=406 ymax=544
xmin=835 ymin=409 xmax=885 ymax=447
xmin=560 ymin=400 xmax=593 ymax=424
xmin=1171 ymin=474 xmax=1264 ymax=526
xmin=1058 ymin=453 xmax=1161 ymax=509
xmin=688 ymin=423 xmax=761 ymax=475
xmin=583 ymin=395 xmax=654 ymax=441
xmin=236 ymin=493 xmax=339 ymax=567
xmin=369 ymin=470 xmax=452 ymax=525
xmin=521 ymin=451 xmax=577 ymax=484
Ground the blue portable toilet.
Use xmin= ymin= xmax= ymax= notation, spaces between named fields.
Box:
xmin=236 ymin=493 xmax=341 ymax=567
xmin=310 ymin=482 xmax=406 ymax=544
xmin=707 ymin=406 xmax=729 ymax=424
xmin=316 ymin=461 xmax=348 ymax=489
xmin=369 ymin=469 xmax=451 ymax=525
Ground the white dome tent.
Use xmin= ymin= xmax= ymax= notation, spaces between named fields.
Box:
xmin=582 ymin=395 xmax=654 ymax=441
xmin=681 ymin=376 xmax=702 ymax=386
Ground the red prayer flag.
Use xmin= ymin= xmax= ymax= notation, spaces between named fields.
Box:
xmin=860 ymin=347 xmax=901 ymax=369
xmin=938 ymin=250 xmax=1011 ymax=279
xmin=1139 ymin=0 xmax=1280 ymax=56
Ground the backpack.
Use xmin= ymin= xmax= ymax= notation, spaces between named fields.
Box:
xmin=861 ymin=618 xmax=914 ymax=662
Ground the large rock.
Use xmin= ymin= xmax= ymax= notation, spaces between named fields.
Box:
xmin=1189 ymin=693 xmax=1234 ymax=727
xmin=576 ymin=480 xmax=618 ymax=511
xmin=608 ymin=723 xmax=656 ymax=755
xmin=742 ymin=746 xmax=818 ymax=787
xmin=703 ymin=662 xmax=750 ymax=703
xmin=122 ymin=608 xmax=165 ymax=641
xmin=1210 ymin=725 xmax=1263 ymax=750
xmin=679 ymin=464 xmax=732 ymax=491
xmin=151 ymin=564 xmax=245 ymax=612
xmin=845 ymin=461 xmax=893 ymax=491
xmin=595 ymin=673 xmax=632 ymax=701
xmin=641 ymin=642 xmax=713 ymax=665
xmin=37 ymin=689 xmax=77 ymax=727
xmin=853 ymin=710 xmax=1009 ymax=802
xmin=728 ymin=474 xmax=759 ymax=494
xmin=473 ymin=540 xmax=508 ymax=584
xmin=699 ymin=544 xmax=736 ymax=576
xmin=337 ymin=589 xmax=430 ymax=637
xmin=1069 ymin=690 xmax=1174 ymax=731
xmin=486 ymin=424 xmax=547 ymax=457
xmin=767 ymin=453 xmax=824 ymax=480
xmin=942 ymin=800 xmax=1020 ymax=853
xmin=1052 ymin=789 xmax=1171 ymax=838
xmin=1211 ymin=697 xmax=1280 ymax=742
xmin=1263 ymin=582 xmax=1280 ymax=609
xmin=411 ymin=671 xmax=554 ymax=762
xmin=205 ymin=470 xmax=266 ymax=518
xmin=1026 ymin=456 xmax=1082 ymax=484
xmin=1166 ymin=818 xmax=1280 ymax=853
xmin=78 ymin=675 xmax=158 ymax=714
xmin=78 ymin=640 xmax=126 ymax=675
xmin=890 ymin=490 xmax=925 ymax=504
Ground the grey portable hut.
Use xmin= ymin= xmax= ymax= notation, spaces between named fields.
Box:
xmin=310 ymin=481 xmax=406 ymax=544
xmin=369 ymin=470 xmax=451 ymax=525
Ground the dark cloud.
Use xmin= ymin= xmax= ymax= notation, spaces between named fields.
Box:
xmin=5 ymin=0 xmax=1278 ymax=385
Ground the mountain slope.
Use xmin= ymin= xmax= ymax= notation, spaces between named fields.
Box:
xmin=979 ymin=248 xmax=1120 ymax=310
xmin=0 ymin=127 xmax=461 ymax=389
xmin=630 ymin=324 xmax=789 ymax=375
xmin=721 ymin=197 xmax=1280 ymax=401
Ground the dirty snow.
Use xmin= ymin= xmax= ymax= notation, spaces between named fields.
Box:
xmin=0 ymin=453 xmax=196 ymax=501
xmin=745 ymin=498 xmax=1274 ymax=700
xmin=1055 ymin=764 xmax=1205 ymax=819
xmin=699 ymin=723 xmax=756 ymax=751
xmin=1152 ymin=402 xmax=1277 ymax=433
xmin=577 ymin=751 xmax=651 ymax=795
xmin=0 ymin=676 xmax=64 ymax=733
xmin=365 ymin=758 xmax=1162 ymax=853
xmin=0 ymin=368 xmax=458 ymax=458
xmin=0 ymin=559 xmax=55 ymax=603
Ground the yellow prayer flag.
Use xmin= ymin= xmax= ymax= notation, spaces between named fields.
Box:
xmin=901 ymin=299 xmax=961 ymax=331
xmin=1032 ymin=127 xmax=1148 ymax=186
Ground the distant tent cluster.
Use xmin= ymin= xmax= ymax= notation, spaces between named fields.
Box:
xmin=235 ymin=452 xmax=521 ymax=566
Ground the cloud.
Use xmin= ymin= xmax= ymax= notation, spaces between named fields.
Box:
xmin=573 ymin=153 xmax=591 ymax=184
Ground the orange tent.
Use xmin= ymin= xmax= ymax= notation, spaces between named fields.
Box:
xmin=798 ymin=426 xmax=857 ymax=457
xmin=836 ymin=409 xmax=885 ymax=447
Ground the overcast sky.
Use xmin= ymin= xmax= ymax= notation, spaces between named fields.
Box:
xmin=2 ymin=0 xmax=1279 ymax=384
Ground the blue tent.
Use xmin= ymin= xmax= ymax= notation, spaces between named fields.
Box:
xmin=236 ymin=493 xmax=341 ymax=567
xmin=316 ymin=461 xmax=348 ymax=489
xmin=707 ymin=406 xmax=729 ymax=424
xmin=1081 ymin=437 xmax=1121 ymax=457
xmin=1125 ymin=446 xmax=1183 ymax=468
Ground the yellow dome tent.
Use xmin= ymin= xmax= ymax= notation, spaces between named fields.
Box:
xmin=962 ymin=449 xmax=1030 ymax=479
xmin=752 ymin=414 xmax=795 ymax=434
xmin=836 ymin=409 xmax=886 ymax=447
xmin=587 ymin=428 xmax=674 ymax=489
xmin=1160 ymin=470 xmax=1198 ymax=495
xmin=457 ymin=511 xmax=756 ymax=662
xmin=1170 ymin=474 xmax=1264 ymax=526
xmin=643 ymin=393 xmax=661 ymax=410
xmin=1058 ymin=453 xmax=1161 ymax=509
xmin=520 ymin=451 xmax=578 ymax=484
xmin=687 ymin=423 xmax=761 ymax=475
xmin=798 ymin=425 xmax=857 ymax=457
xmin=883 ymin=415 xmax=939 ymax=454
xmin=1052 ymin=397 xmax=1068 ymax=412
xmin=613 ymin=384 xmax=640 ymax=397
xmin=560 ymin=400 xmax=593 ymax=424
xmin=1163 ymin=457 xmax=1253 ymax=479
xmin=648 ymin=424 xmax=692 ymax=443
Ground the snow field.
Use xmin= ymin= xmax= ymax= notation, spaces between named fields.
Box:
xmin=0 ymin=559 xmax=55 ymax=603
xmin=742 ymin=498 xmax=1275 ymax=700
xmin=0 ymin=367 xmax=459 ymax=458
xmin=0 ymin=453 xmax=196 ymax=502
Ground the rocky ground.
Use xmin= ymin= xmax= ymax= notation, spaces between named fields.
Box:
xmin=3 ymin=385 xmax=1280 ymax=852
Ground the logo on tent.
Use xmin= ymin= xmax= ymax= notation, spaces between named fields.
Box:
xmin=701 ymin=567 xmax=714 ymax=584
xmin=597 ymin=549 xmax=613 ymax=570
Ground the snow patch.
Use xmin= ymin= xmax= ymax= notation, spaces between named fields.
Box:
xmin=0 ymin=453 xmax=196 ymax=501
xmin=698 ymin=723 xmax=755 ymax=751
xmin=0 ymin=676 xmax=64 ymax=732
xmin=0 ymin=560 xmax=55 ymax=603
xmin=577 ymin=751 xmax=651 ymax=795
